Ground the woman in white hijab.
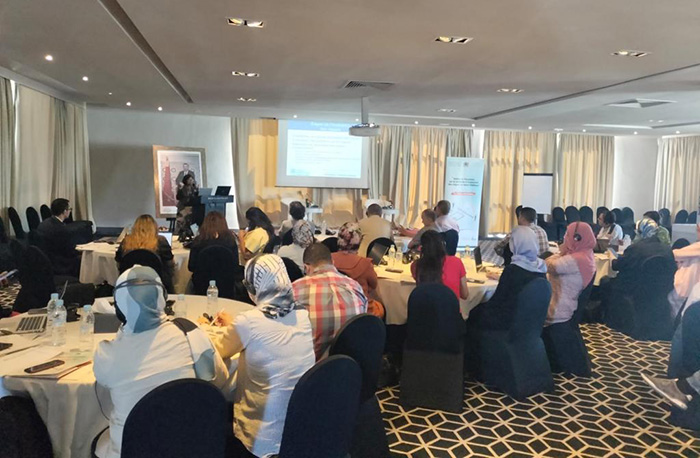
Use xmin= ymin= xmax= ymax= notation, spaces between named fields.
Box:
xmin=214 ymin=254 xmax=315 ymax=458
xmin=93 ymin=266 xmax=228 ymax=458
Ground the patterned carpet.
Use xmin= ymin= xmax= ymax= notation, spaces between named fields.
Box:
xmin=379 ymin=324 xmax=700 ymax=457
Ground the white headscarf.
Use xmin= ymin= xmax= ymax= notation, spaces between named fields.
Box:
xmin=246 ymin=255 xmax=297 ymax=319
xmin=509 ymin=226 xmax=547 ymax=274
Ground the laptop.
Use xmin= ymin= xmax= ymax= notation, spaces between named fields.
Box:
xmin=199 ymin=187 xmax=212 ymax=197
xmin=96 ymin=226 xmax=129 ymax=244
xmin=595 ymin=238 xmax=610 ymax=254
xmin=215 ymin=186 xmax=231 ymax=196
xmin=159 ymin=232 xmax=173 ymax=246
xmin=473 ymin=246 xmax=483 ymax=272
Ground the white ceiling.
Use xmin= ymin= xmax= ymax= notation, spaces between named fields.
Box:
xmin=3 ymin=0 xmax=700 ymax=136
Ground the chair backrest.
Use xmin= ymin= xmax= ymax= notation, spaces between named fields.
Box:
xmin=7 ymin=207 xmax=25 ymax=239
xmin=572 ymin=278 xmax=595 ymax=325
xmin=564 ymin=206 xmax=581 ymax=223
xmin=12 ymin=243 xmax=55 ymax=311
xmin=688 ymin=211 xmax=698 ymax=224
xmin=366 ymin=237 xmax=395 ymax=265
xmin=509 ymin=278 xmax=552 ymax=340
xmin=119 ymin=249 xmax=164 ymax=276
xmin=672 ymin=238 xmax=691 ymax=250
xmin=659 ymin=208 xmax=671 ymax=225
xmin=579 ymin=206 xmax=594 ymax=224
xmin=192 ymin=245 xmax=240 ymax=298
xmin=39 ymin=204 xmax=52 ymax=221
xmin=406 ymin=283 xmax=464 ymax=354
xmin=278 ymin=356 xmax=361 ymax=458
xmin=621 ymin=207 xmax=635 ymax=224
xmin=596 ymin=206 xmax=609 ymax=219
xmin=281 ymin=257 xmax=304 ymax=282
xmin=675 ymin=210 xmax=689 ymax=224
xmin=121 ymin=379 xmax=226 ymax=458
xmin=441 ymin=229 xmax=459 ymax=256
xmin=551 ymin=207 xmax=565 ymax=223
xmin=281 ymin=229 xmax=294 ymax=246
xmin=25 ymin=207 xmax=41 ymax=231
xmin=610 ymin=208 xmax=623 ymax=223
xmin=0 ymin=217 xmax=7 ymax=244
xmin=329 ymin=314 xmax=385 ymax=402
xmin=321 ymin=237 xmax=339 ymax=253
xmin=639 ymin=255 xmax=676 ymax=292
xmin=0 ymin=396 xmax=53 ymax=458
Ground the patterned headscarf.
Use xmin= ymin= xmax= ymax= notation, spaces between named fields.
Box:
xmin=337 ymin=222 xmax=362 ymax=252
xmin=292 ymin=220 xmax=315 ymax=249
xmin=245 ymin=255 xmax=297 ymax=319
xmin=637 ymin=218 xmax=659 ymax=240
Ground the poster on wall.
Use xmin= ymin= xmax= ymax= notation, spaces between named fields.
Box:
xmin=152 ymin=145 xmax=206 ymax=218
xmin=444 ymin=157 xmax=485 ymax=247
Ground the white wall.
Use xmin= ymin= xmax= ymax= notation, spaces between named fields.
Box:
xmin=87 ymin=107 xmax=238 ymax=229
xmin=612 ymin=136 xmax=658 ymax=219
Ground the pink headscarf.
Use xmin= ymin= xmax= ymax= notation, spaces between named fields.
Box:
xmin=559 ymin=222 xmax=596 ymax=286
xmin=672 ymin=229 xmax=700 ymax=298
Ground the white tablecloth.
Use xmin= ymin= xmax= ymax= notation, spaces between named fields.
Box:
xmin=376 ymin=260 xmax=498 ymax=325
xmin=0 ymin=296 xmax=253 ymax=458
xmin=77 ymin=242 xmax=191 ymax=293
xmin=594 ymin=253 xmax=617 ymax=286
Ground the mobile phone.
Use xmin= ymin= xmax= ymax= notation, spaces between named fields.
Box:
xmin=24 ymin=359 xmax=65 ymax=374
xmin=0 ymin=342 xmax=12 ymax=351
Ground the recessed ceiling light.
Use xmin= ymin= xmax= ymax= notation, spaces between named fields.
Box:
xmin=108 ymin=92 xmax=113 ymax=96
xmin=435 ymin=36 xmax=474 ymax=44
xmin=658 ymin=120 xmax=664 ymax=123
xmin=498 ymin=88 xmax=524 ymax=93
xmin=612 ymin=50 xmax=649 ymax=58
xmin=676 ymin=131 xmax=681 ymax=134
xmin=355 ymin=118 xmax=360 ymax=122
xmin=158 ymin=106 xmax=163 ymax=111
xmin=439 ymin=123 xmax=450 ymax=126
xmin=126 ymin=102 xmax=131 ymax=107
xmin=437 ymin=108 xmax=457 ymax=113
xmin=44 ymin=54 xmax=53 ymax=61
xmin=649 ymin=120 xmax=655 ymax=123
xmin=227 ymin=17 xmax=265 ymax=28
xmin=634 ymin=131 xmax=638 ymax=135
xmin=293 ymin=115 xmax=298 ymax=118
xmin=414 ymin=121 xmax=419 ymax=125
xmin=236 ymin=97 xmax=257 ymax=102
xmin=471 ymin=123 xmax=476 ymax=127
xmin=554 ymin=128 xmax=563 ymax=132
xmin=582 ymin=129 xmax=587 ymax=132
xmin=82 ymin=76 xmax=89 ymax=82
xmin=232 ymin=71 xmax=260 ymax=77
xmin=528 ymin=126 xmax=532 ymax=130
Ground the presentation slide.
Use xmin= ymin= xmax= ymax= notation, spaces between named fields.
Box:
xmin=277 ymin=120 xmax=369 ymax=188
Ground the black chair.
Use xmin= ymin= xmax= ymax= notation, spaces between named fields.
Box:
xmin=281 ymin=230 xmax=293 ymax=246
xmin=675 ymin=210 xmax=689 ymax=224
xmin=442 ymin=229 xmax=459 ymax=256
xmin=366 ymin=237 xmax=396 ymax=265
xmin=40 ymin=204 xmax=52 ymax=221
xmin=551 ymin=207 xmax=567 ymax=241
xmin=659 ymin=208 xmax=672 ymax=227
xmin=278 ymin=355 xmax=361 ymax=458
xmin=329 ymin=315 xmax=389 ymax=458
xmin=25 ymin=207 xmax=41 ymax=232
xmin=632 ymin=255 xmax=676 ymax=341
xmin=672 ymin=238 xmax=691 ymax=250
xmin=621 ymin=207 xmax=634 ymax=223
xmin=542 ymin=279 xmax=594 ymax=377
xmin=0 ymin=217 xmax=7 ymax=244
xmin=120 ymin=379 xmax=226 ymax=458
xmin=400 ymin=284 xmax=465 ymax=412
xmin=119 ymin=249 xmax=164 ymax=277
xmin=689 ymin=211 xmax=698 ymax=224
xmin=281 ymin=257 xmax=304 ymax=282
xmin=0 ymin=396 xmax=53 ymax=458
xmin=579 ymin=206 xmax=594 ymax=224
xmin=475 ymin=278 xmax=554 ymax=399
xmin=321 ymin=237 xmax=339 ymax=253
xmin=564 ymin=206 xmax=581 ymax=224
xmin=611 ymin=208 xmax=623 ymax=223
xmin=191 ymin=246 xmax=241 ymax=299
xmin=8 ymin=207 xmax=26 ymax=240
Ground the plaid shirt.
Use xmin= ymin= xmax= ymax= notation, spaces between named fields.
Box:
xmin=495 ymin=223 xmax=550 ymax=256
xmin=292 ymin=265 xmax=368 ymax=359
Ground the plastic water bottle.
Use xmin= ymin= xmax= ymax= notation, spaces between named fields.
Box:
xmin=321 ymin=220 xmax=328 ymax=235
xmin=46 ymin=293 xmax=59 ymax=330
xmin=174 ymin=294 xmax=187 ymax=318
xmin=79 ymin=305 xmax=95 ymax=351
xmin=51 ymin=299 xmax=67 ymax=347
xmin=207 ymin=281 xmax=219 ymax=318
xmin=388 ymin=245 xmax=397 ymax=268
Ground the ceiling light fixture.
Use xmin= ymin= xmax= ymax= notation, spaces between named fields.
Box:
xmin=158 ymin=106 xmax=163 ymax=111
xmin=44 ymin=54 xmax=53 ymax=61
xmin=612 ymin=50 xmax=650 ymax=58
xmin=82 ymin=76 xmax=89 ymax=82
xmin=676 ymin=131 xmax=681 ymax=134
xmin=108 ymin=92 xmax=113 ymax=96
xmin=440 ymin=123 xmax=450 ymax=126
xmin=414 ymin=121 xmax=419 ymax=125
xmin=471 ymin=123 xmax=476 ymax=127
xmin=227 ymin=17 xmax=265 ymax=28
xmin=126 ymin=102 xmax=131 ymax=106
xmin=658 ymin=120 xmax=665 ymax=123
xmin=634 ymin=131 xmax=638 ymax=135
xmin=528 ymin=126 xmax=532 ymax=130
xmin=293 ymin=115 xmax=298 ymax=118
xmin=582 ymin=129 xmax=587 ymax=132
xmin=435 ymin=36 xmax=474 ymax=44
xmin=236 ymin=97 xmax=257 ymax=102
xmin=355 ymin=118 xmax=360 ymax=122
xmin=554 ymin=128 xmax=563 ymax=132
xmin=437 ymin=108 xmax=457 ymax=113
xmin=232 ymin=71 xmax=260 ymax=77
xmin=497 ymin=88 xmax=524 ymax=93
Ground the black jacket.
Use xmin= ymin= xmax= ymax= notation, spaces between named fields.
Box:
xmin=36 ymin=217 xmax=80 ymax=276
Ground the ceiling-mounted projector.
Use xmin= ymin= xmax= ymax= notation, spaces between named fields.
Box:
xmin=349 ymin=97 xmax=380 ymax=137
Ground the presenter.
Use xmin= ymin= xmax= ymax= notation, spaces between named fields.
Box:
xmin=175 ymin=174 xmax=199 ymax=236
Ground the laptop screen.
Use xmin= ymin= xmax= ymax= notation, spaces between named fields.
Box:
xmin=159 ymin=232 xmax=173 ymax=246
xmin=473 ymin=246 xmax=482 ymax=268
xmin=215 ymin=186 xmax=231 ymax=196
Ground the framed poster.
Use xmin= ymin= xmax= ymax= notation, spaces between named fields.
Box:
xmin=152 ymin=145 xmax=206 ymax=218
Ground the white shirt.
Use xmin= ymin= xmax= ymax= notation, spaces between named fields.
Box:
xmin=597 ymin=224 xmax=624 ymax=246
xmin=358 ymin=215 xmax=393 ymax=257
xmin=277 ymin=244 xmax=306 ymax=273
xmin=436 ymin=215 xmax=460 ymax=233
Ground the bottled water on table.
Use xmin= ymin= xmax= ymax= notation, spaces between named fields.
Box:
xmin=79 ymin=305 xmax=95 ymax=350
xmin=388 ymin=245 xmax=397 ymax=268
xmin=46 ymin=293 xmax=59 ymax=329
xmin=51 ymin=299 xmax=67 ymax=347
xmin=174 ymin=294 xmax=187 ymax=318
xmin=207 ymin=281 xmax=219 ymax=318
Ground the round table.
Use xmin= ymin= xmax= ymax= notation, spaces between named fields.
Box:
xmin=77 ymin=241 xmax=192 ymax=293
xmin=375 ymin=260 xmax=499 ymax=325
xmin=594 ymin=253 xmax=617 ymax=286
xmin=0 ymin=295 xmax=253 ymax=458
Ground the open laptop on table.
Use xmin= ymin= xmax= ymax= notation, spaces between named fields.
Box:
xmin=159 ymin=232 xmax=173 ymax=246
xmin=215 ymin=186 xmax=231 ymax=196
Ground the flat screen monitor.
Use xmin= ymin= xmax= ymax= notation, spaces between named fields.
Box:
xmin=215 ymin=186 xmax=231 ymax=196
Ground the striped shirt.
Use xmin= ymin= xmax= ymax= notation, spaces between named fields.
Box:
xmin=292 ymin=265 xmax=368 ymax=359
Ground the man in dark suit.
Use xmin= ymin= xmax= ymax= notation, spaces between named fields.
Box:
xmin=175 ymin=163 xmax=195 ymax=188
xmin=36 ymin=198 xmax=81 ymax=276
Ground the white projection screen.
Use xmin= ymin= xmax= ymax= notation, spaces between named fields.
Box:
xmin=522 ymin=173 xmax=554 ymax=215
xmin=277 ymin=120 xmax=370 ymax=188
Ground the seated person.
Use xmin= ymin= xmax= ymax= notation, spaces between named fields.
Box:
xmin=187 ymin=211 xmax=239 ymax=272
xmin=404 ymin=209 xmax=440 ymax=250
xmin=673 ymin=223 xmax=700 ymax=312
xmin=115 ymin=215 xmax=176 ymax=293
xmin=214 ymin=255 xmax=314 ymax=458
xmin=545 ymin=222 xmax=596 ymax=326
xmin=293 ymin=243 xmax=367 ymax=359
xmin=277 ymin=220 xmax=314 ymax=273
xmin=434 ymin=200 xmax=460 ymax=233
xmin=358 ymin=203 xmax=393 ymax=257
xmin=411 ymin=230 xmax=469 ymax=301
xmin=597 ymin=210 xmax=624 ymax=250
xmin=279 ymin=201 xmax=313 ymax=239
xmin=93 ymin=266 xmax=228 ymax=458
xmin=495 ymin=207 xmax=549 ymax=263
xmin=469 ymin=226 xmax=548 ymax=331
xmin=238 ymin=207 xmax=275 ymax=261
xmin=35 ymin=198 xmax=81 ymax=276
xmin=643 ymin=211 xmax=671 ymax=246
xmin=643 ymin=369 xmax=700 ymax=413
xmin=332 ymin=222 xmax=385 ymax=318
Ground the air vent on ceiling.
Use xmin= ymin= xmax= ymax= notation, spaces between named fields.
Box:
xmin=606 ymin=98 xmax=676 ymax=109
xmin=342 ymin=80 xmax=395 ymax=91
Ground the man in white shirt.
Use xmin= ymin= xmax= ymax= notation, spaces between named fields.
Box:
xmin=434 ymin=200 xmax=460 ymax=233
xmin=358 ymin=204 xmax=393 ymax=257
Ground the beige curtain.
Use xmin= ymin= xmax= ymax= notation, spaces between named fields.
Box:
xmin=0 ymin=77 xmax=14 ymax=230
xmin=556 ymin=134 xmax=614 ymax=209
xmin=481 ymin=130 xmax=556 ymax=234
xmin=654 ymin=136 xmax=700 ymax=214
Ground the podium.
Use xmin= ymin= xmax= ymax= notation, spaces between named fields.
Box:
xmin=194 ymin=195 xmax=234 ymax=225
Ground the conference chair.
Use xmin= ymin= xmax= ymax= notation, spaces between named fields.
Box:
xmin=542 ymin=279 xmax=594 ymax=377
xmin=632 ymin=255 xmax=676 ymax=341
xmin=366 ymin=237 xmax=396 ymax=265
xmin=400 ymin=284 xmax=465 ymax=412
xmin=689 ymin=211 xmax=698 ymax=224
xmin=0 ymin=217 xmax=7 ymax=244
xmin=119 ymin=379 xmax=226 ymax=458
xmin=191 ymin=245 xmax=241 ymax=300
xmin=564 ymin=206 xmax=581 ymax=224
xmin=329 ymin=315 xmax=390 ymax=458
xmin=281 ymin=257 xmax=304 ymax=282
xmin=675 ymin=210 xmax=689 ymax=224
xmin=119 ymin=249 xmax=164 ymax=277
xmin=281 ymin=229 xmax=293 ymax=246
xmin=621 ymin=207 xmax=635 ymax=224
xmin=551 ymin=207 xmax=567 ymax=241
xmin=672 ymin=238 xmax=691 ymax=250
xmin=442 ymin=229 xmax=459 ymax=256
xmin=611 ymin=208 xmax=623 ymax=223
xmin=25 ymin=207 xmax=41 ymax=232
xmin=474 ymin=278 xmax=554 ymax=399
xmin=277 ymin=355 xmax=361 ymax=458
xmin=0 ymin=396 xmax=53 ymax=458
xmin=579 ymin=206 xmax=594 ymax=225
xmin=659 ymin=208 xmax=672 ymax=227
xmin=321 ymin=237 xmax=339 ymax=253
xmin=8 ymin=207 xmax=26 ymax=240
xmin=40 ymin=204 xmax=52 ymax=221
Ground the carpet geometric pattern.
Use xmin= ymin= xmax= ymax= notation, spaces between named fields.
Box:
xmin=379 ymin=324 xmax=700 ymax=457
